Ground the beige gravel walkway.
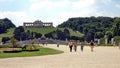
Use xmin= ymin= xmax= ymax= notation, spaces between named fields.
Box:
xmin=0 ymin=44 xmax=120 ymax=68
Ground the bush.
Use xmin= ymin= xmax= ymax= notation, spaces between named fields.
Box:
xmin=22 ymin=44 xmax=40 ymax=51
xmin=2 ymin=37 xmax=10 ymax=44
xmin=100 ymin=38 xmax=105 ymax=44
xmin=114 ymin=36 xmax=120 ymax=46
xmin=4 ymin=50 xmax=22 ymax=53
xmin=2 ymin=48 xmax=22 ymax=53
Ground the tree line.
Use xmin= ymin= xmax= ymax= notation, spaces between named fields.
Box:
xmin=58 ymin=16 xmax=120 ymax=42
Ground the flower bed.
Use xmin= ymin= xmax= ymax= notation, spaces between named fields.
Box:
xmin=0 ymin=48 xmax=22 ymax=53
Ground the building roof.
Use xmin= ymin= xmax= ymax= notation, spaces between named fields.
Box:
xmin=34 ymin=20 xmax=43 ymax=24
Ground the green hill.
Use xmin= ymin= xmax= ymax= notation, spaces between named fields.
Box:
xmin=57 ymin=16 xmax=120 ymax=42
xmin=25 ymin=28 xmax=83 ymax=37
xmin=0 ymin=27 xmax=83 ymax=41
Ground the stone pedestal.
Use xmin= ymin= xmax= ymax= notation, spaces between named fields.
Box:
xmin=98 ymin=39 xmax=100 ymax=44
xmin=111 ymin=38 xmax=114 ymax=44
xmin=105 ymin=39 xmax=108 ymax=44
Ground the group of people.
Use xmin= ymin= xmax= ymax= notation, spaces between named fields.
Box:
xmin=68 ymin=40 xmax=95 ymax=52
xmin=68 ymin=40 xmax=77 ymax=52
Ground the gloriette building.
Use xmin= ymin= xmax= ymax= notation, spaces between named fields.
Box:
xmin=23 ymin=20 xmax=53 ymax=28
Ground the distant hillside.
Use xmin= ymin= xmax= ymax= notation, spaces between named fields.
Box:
xmin=57 ymin=16 xmax=120 ymax=41
xmin=0 ymin=27 xmax=83 ymax=41
xmin=0 ymin=18 xmax=16 ymax=34
xmin=58 ymin=16 xmax=115 ymax=33
xmin=25 ymin=28 xmax=83 ymax=37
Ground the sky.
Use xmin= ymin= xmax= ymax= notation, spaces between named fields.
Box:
xmin=0 ymin=0 xmax=120 ymax=27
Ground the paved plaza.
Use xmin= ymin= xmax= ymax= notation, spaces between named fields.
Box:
xmin=0 ymin=44 xmax=120 ymax=68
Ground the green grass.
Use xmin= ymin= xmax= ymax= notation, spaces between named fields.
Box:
xmin=25 ymin=28 xmax=83 ymax=37
xmin=25 ymin=28 xmax=58 ymax=35
xmin=67 ymin=28 xmax=84 ymax=37
xmin=0 ymin=47 xmax=63 ymax=58
xmin=0 ymin=28 xmax=15 ymax=41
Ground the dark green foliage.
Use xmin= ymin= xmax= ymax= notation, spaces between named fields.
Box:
xmin=105 ymin=31 xmax=113 ymax=43
xmin=3 ymin=48 xmax=22 ymax=53
xmin=58 ymin=16 xmax=118 ymax=41
xmin=45 ymin=32 xmax=54 ymax=39
xmin=35 ymin=32 xmax=42 ymax=39
xmin=114 ymin=36 xmax=120 ymax=45
xmin=0 ymin=18 xmax=16 ymax=34
xmin=95 ymin=32 xmax=104 ymax=39
xmin=70 ymin=36 xmax=82 ymax=40
xmin=13 ymin=26 xmax=42 ymax=41
xmin=45 ymin=29 xmax=71 ymax=40
xmin=2 ymin=37 xmax=10 ymax=44
xmin=63 ymin=28 xmax=70 ymax=39
xmin=14 ymin=26 xmax=25 ymax=40
xmin=112 ymin=18 xmax=120 ymax=36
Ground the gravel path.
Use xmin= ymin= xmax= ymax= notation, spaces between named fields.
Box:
xmin=0 ymin=44 xmax=120 ymax=68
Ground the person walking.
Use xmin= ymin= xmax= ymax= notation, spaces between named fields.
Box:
xmin=90 ymin=40 xmax=94 ymax=52
xmin=68 ymin=41 xmax=73 ymax=52
xmin=73 ymin=41 xmax=77 ymax=52
xmin=57 ymin=42 xmax=59 ymax=47
xmin=119 ymin=42 xmax=120 ymax=50
xmin=80 ymin=41 xmax=85 ymax=52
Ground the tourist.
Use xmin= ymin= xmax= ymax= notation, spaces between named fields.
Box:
xmin=73 ymin=41 xmax=77 ymax=52
xmin=45 ymin=41 xmax=48 ymax=46
xmin=90 ymin=40 xmax=94 ymax=52
xmin=57 ymin=42 xmax=59 ymax=47
xmin=80 ymin=41 xmax=85 ymax=52
xmin=119 ymin=42 xmax=120 ymax=50
xmin=68 ymin=41 xmax=73 ymax=52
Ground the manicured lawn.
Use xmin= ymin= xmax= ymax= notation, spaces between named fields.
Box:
xmin=0 ymin=47 xmax=64 ymax=58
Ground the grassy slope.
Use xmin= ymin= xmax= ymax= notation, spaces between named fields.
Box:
xmin=0 ymin=28 xmax=84 ymax=41
xmin=25 ymin=28 xmax=84 ymax=37
xmin=0 ymin=28 xmax=15 ymax=41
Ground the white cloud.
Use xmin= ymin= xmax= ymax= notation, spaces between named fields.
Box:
xmin=29 ymin=0 xmax=99 ymax=26
xmin=116 ymin=4 xmax=120 ymax=9
xmin=71 ymin=0 xmax=95 ymax=9
xmin=30 ymin=0 xmax=70 ymax=11
xmin=101 ymin=0 xmax=111 ymax=5
xmin=0 ymin=11 xmax=31 ymax=27
xmin=0 ymin=0 xmax=14 ymax=2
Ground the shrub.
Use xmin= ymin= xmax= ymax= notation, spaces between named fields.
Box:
xmin=2 ymin=48 xmax=22 ymax=53
xmin=114 ymin=36 xmax=120 ymax=46
xmin=22 ymin=44 xmax=40 ymax=51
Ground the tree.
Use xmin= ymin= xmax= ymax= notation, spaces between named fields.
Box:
xmin=106 ymin=31 xmax=113 ymax=43
xmin=0 ymin=24 xmax=6 ymax=34
xmin=113 ymin=18 xmax=120 ymax=36
xmin=56 ymin=29 xmax=65 ymax=40
xmin=45 ymin=32 xmax=53 ymax=39
xmin=0 ymin=18 xmax=16 ymax=34
xmin=10 ymin=37 xmax=17 ymax=47
xmin=26 ymin=30 xmax=31 ymax=40
xmin=63 ymin=28 xmax=70 ymax=39
xmin=58 ymin=16 xmax=115 ymax=41
xmin=2 ymin=37 xmax=10 ymax=44
xmin=14 ymin=26 xmax=25 ymax=40
xmin=35 ymin=33 xmax=42 ymax=39
xmin=95 ymin=32 xmax=104 ymax=39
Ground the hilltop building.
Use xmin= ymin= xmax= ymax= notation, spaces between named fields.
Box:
xmin=23 ymin=20 xmax=53 ymax=28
